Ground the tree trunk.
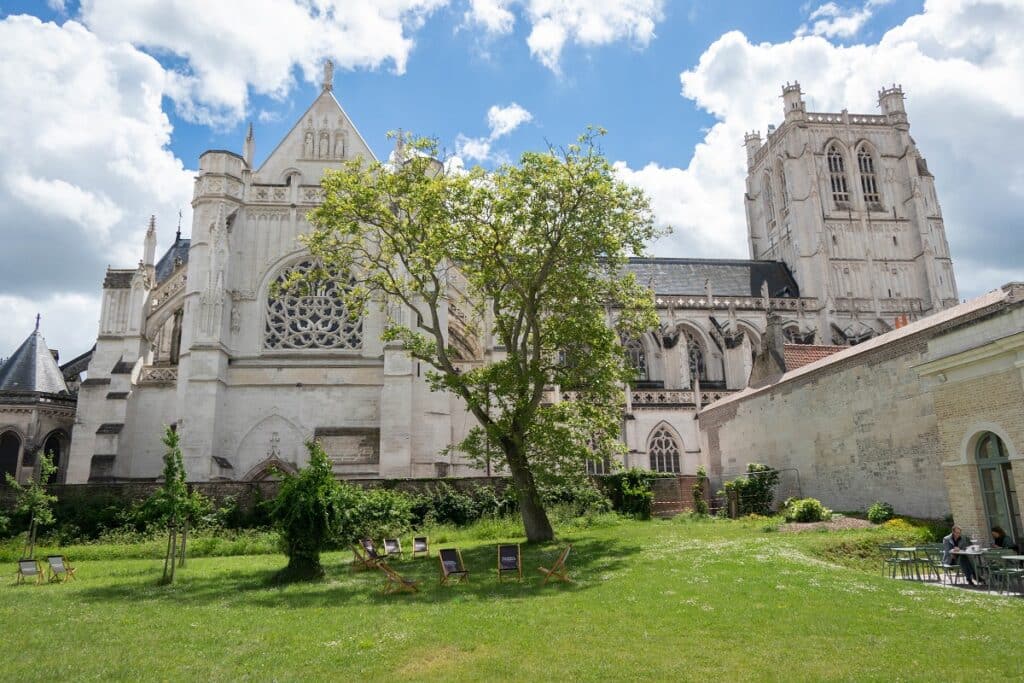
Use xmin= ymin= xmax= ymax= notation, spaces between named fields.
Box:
xmin=178 ymin=518 xmax=188 ymax=568
xmin=506 ymin=447 xmax=554 ymax=543
xmin=168 ymin=526 xmax=177 ymax=583
xmin=25 ymin=517 xmax=37 ymax=559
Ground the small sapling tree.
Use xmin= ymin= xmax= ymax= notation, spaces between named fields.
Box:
xmin=5 ymin=451 xmax=57 ymax=559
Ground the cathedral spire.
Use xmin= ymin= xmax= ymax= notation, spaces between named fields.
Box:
xmin=244 ymin=121 xmax=255 ymax=166
xmin=322 ymin=59 xmax=334 ymax=92
xmin=35 ymin=313 xmax=40 ymax=332
xmin=144 ymin=215 xmax=157 ymax=267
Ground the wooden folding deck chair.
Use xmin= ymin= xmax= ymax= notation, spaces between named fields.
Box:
xmin=538 ymin=545 xmax=572 ymax=585
xmin=378 ymin=562 xmax=420 ymax=594
xmin=412 ymin=536 xmax=429 ymax=558
xmin=16 ymin=559 xmax=44 ymax=585
xmin=438 ymin=548 xmax=469 ymax=585
xmin=382 ymin=538 xmax=403 ymax=560
xmin=46 ymin=555 xmax=76 ymax=582
xmin=351 ymin=542 xmax=383 ymax=571
xmin=497 ymin=544 xmax=522 ymax=582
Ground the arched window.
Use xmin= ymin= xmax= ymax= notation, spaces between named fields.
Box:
xmin=0 ymin=431 xmax=21 ymax=479
xmin=763 ymin=171 xmax=775 ymax=223
xmin=264 ymin=260 xmax=363 ymax=350
xmin=777 ymin=161 xmax=789 ymax=213
xmin=827 ymin=144 xmax=850 ymax=205
xmin=648 ymin=426 xmax=681 ymax=474
xmin=624 ymin=338 xmax=647 ymax=381
xmin=975 ymin=432 xmax=1021 ymax=542
xmin=857 ymin=146 xmax=881 ymax=206
xmin=43 ymin=432 xmax=63 ymax=484
xmin=685 ymin=332 xmax=708 ymax=384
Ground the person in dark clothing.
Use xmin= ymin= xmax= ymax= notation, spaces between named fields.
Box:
xmin=991 ymin=526 xmax=1018 ymax=552
xmin=942 ymin=525 xmax=978 ymax=586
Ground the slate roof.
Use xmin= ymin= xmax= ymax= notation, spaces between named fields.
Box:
xmin=782 ymin=344 xmax=844 ymax=371
xmin=623 ymin=258 xmax=800 ymax=298
xmin=154 ymin=237 xmax=191 ymax=284
xmin=0 ymin=328 xmax=69 ymax=394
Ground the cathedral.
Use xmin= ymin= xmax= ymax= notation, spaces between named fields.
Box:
xmin=0 ymin=69 xmax=956 ymax=485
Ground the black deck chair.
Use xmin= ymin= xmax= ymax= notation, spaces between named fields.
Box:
xmin=438 ymin=548 xmax=469 ymax=585
xmin=412 ymin=536 xmax=429 ymax=558
xmin=497 ymin=544 xmax=522 ymax=582
xmin=382 ymin=538 xmax=403 ymax=559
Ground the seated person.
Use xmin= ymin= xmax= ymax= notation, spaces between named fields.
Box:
xmin=942 ymin=525 xmax=979 ymax=586
xmin=991 ymin=525 xmax=1018 ymax=553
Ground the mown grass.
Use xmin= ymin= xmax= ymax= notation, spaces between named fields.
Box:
xmin=2 ymin=514 xmax=1020 ymax=682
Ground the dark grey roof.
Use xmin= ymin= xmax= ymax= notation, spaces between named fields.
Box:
xmin=60 ymin=346 xmax=94 ymax=381
xmin=154 ymin=238 xmax=190 ymax=284
xmin=623 ymin=258 xmax=800 ymax=298
xmin=0 ymin=329 xmax=69 ymax=394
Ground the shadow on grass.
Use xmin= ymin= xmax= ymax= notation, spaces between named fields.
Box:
xmin=71 ymin=533 xmax=642 ymax=608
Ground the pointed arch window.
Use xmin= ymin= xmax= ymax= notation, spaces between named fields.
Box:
xmin=685 ymin=332 xmax=708 ymax=384
xmin=648 ymin=426 xmax=681 ymax=474
xmin=777 ymin=161 xmax=789 ymax=213
xmin=827 ymin=144 xmax=850 ymax=205
xmin=857 ymin=146 xmax=881 ymax=206
xmin=763 ymin=171 xmax=775 ymax=224
xmin=624 ymin=337 xmax=647 ymax=381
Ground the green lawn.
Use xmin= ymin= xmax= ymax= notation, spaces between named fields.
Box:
xmin=2 ymin=516 xmax=1021 ymax=681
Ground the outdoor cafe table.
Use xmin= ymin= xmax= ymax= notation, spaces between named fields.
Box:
xmin=951 ymin=547 xmax=985 ymax=581
xmin=891 ymin=547 xmax=923 ymax=580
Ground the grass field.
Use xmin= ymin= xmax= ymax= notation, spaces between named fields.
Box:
xmin=2 ymin=515 xmax=1021 ymax=681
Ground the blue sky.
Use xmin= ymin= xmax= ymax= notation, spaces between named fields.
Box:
xmin=1 ymin=0 xmax=1022 ymax=357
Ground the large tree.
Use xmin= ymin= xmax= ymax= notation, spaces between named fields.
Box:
xmin=296 ymin=129 xmax=661 ymax=542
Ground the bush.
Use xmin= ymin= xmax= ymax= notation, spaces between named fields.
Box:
xmin=351 ymin=486 xmax=414 ymax=540
xmin=782 ymin=497 xmax=832 ymax=523
xmin=271 ymin=441 xmax=347 ymax=581
xmin=692 ymin=466 xmax=709 ymax=516
xmin=867 ymin=501 xmax=895 ymax=524
xmin=718 ymin=464 xmax=780 ymax=516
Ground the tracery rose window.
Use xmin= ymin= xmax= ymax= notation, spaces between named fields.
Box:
xmin=264 ymin=260 xmax=362 ymax=350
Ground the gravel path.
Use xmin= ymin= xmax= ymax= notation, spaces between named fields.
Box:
xmin=779 ymin=516 xmax=874 ymax=533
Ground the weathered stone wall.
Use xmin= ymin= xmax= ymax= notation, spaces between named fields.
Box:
xmin=700 ymin=336 xmax=949 ymax=519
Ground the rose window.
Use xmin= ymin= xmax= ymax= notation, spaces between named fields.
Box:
xmin=264 ymin=260 xmax=362 ymax=350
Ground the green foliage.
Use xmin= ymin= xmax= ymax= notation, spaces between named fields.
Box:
xmin=718 ymin=463 xmax=780 ymax=516
xmin=782 ymin=497 xmax=832 ymax=523
xmin=297 ymin=128 xmax=664 ymax=541
xmin=603 ymin=468 xmax=657 ymax=518
xmin=270 ymin=441 xmax=346 ymax=581
xmin=692 ymin=465 xmax=709 ymax=516
xmin=867 ymin=501 xmax=895 ymax=524
xmin=5 ymin=451 xmax=58 ymax=528
xmin=348 ymin=485 xmax=414 ymax=541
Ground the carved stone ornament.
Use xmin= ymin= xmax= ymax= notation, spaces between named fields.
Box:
xmin=264 ymin=260 xmax=362 ymax=350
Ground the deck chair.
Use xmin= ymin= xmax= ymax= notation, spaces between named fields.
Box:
xmin=351 ymin=543 xmax=382 ymax=571
xmin=438 ymin=548 xmax=469 ymax=585
xmin=497 ymin=544 xmax=522 ymax=582
xmin=46 ymin=555 xmax=76 ymax=582
xmin=16 ymin=559 xmax=44 ymax=585
xmin=378 ymin=562 xmax=420 ymax=594
xmin=412 ymin=536 xmax=430 ymax=558
xmin=538 ymin=545 xmax=572 ymax=585
xmin=382 ymin=538 xmax=403 ymax=560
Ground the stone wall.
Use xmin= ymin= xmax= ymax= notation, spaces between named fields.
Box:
xmin=700 ymin=334 xmax=949 ymax=519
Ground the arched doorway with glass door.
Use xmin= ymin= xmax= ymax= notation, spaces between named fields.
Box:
xmin=974 ymin=431 xmax=1022 ymax=544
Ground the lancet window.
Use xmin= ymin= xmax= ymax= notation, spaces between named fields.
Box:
xmin=624 ymin=337 xmax=647 ymax=381
xmin=857 ymin=146 xmax=881 ymax=206
xmin=827 ymin=144 xmax=850 ymax=205
xmin=648 ymin=426 xmax=681 ymax=474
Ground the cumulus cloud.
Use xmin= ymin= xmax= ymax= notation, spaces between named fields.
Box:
xmin=78 ymin=0 xmax=448 ymax=125
xmin=0 ymin=16 xmax=194 ymax=357
xmin=796 ymin=0 xmax=893 ymax=39
xmin=465 ymin=0 xmax=665 ymax=72
xmin=616 ymin=0 xmax=1024 ymax=298
xmin=456 ymin=102 xmax=533 ymax=162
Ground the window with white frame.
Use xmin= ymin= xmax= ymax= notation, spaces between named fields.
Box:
xmin=827 ymin=144 xmax=850 ymax=205
xmin=857 ymin=146 xmax=881 ymax=206
xmin=648 ymin=426 xmax=681 ymax=474
xmin=624 ymin=337 xmax=647 ymax=381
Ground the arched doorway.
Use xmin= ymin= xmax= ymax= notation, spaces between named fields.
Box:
xmin=975 ymin=432 xmax=1021 ymax=542
xmin=0 ymin=431 xmax=21 ymax=480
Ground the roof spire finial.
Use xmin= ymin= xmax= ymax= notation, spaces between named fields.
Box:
xmin=35 ymin=313 xmax=40 ymax=332
xmin=176 ymin=209 xmax=183 ymax=242
xmin=323 ymin=59 xmax=334 ymax=92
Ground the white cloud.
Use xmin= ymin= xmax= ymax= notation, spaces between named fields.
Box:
xmin=456 ymin=102 xmax=533 ymax=162
xmin=617 ymin=0 xmax=1024 ymax=298
xmin=0 ymin=15 xmax=194 ymax=358
xmin=78 ymin=0 xmax=448 ymax=125
xmin=46 ymin=0 xmax=67 ymax=12
xmin=465 ymin=0 xmax=665 ymax=72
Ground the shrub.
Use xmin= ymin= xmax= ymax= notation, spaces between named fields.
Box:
xmin=718 ymin=464 xmax=780 ymax=516
xmin=782 ymin=497 xmax=832 ymax=523
xmin=692 ymin=466 xmax=709 ymax=516
xmin=618 ymin=469 xmax=655 ymax=519
xmin=270 ymin=441 xmax=346 ymax=581
xmin=352 ymin=486 xmax=414 ymax=539
xmin=867 ymin=501 xmax=895 ymax=524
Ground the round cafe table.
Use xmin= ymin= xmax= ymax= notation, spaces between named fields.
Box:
xmin=951 ymin=548 xmax=984 ymax=583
